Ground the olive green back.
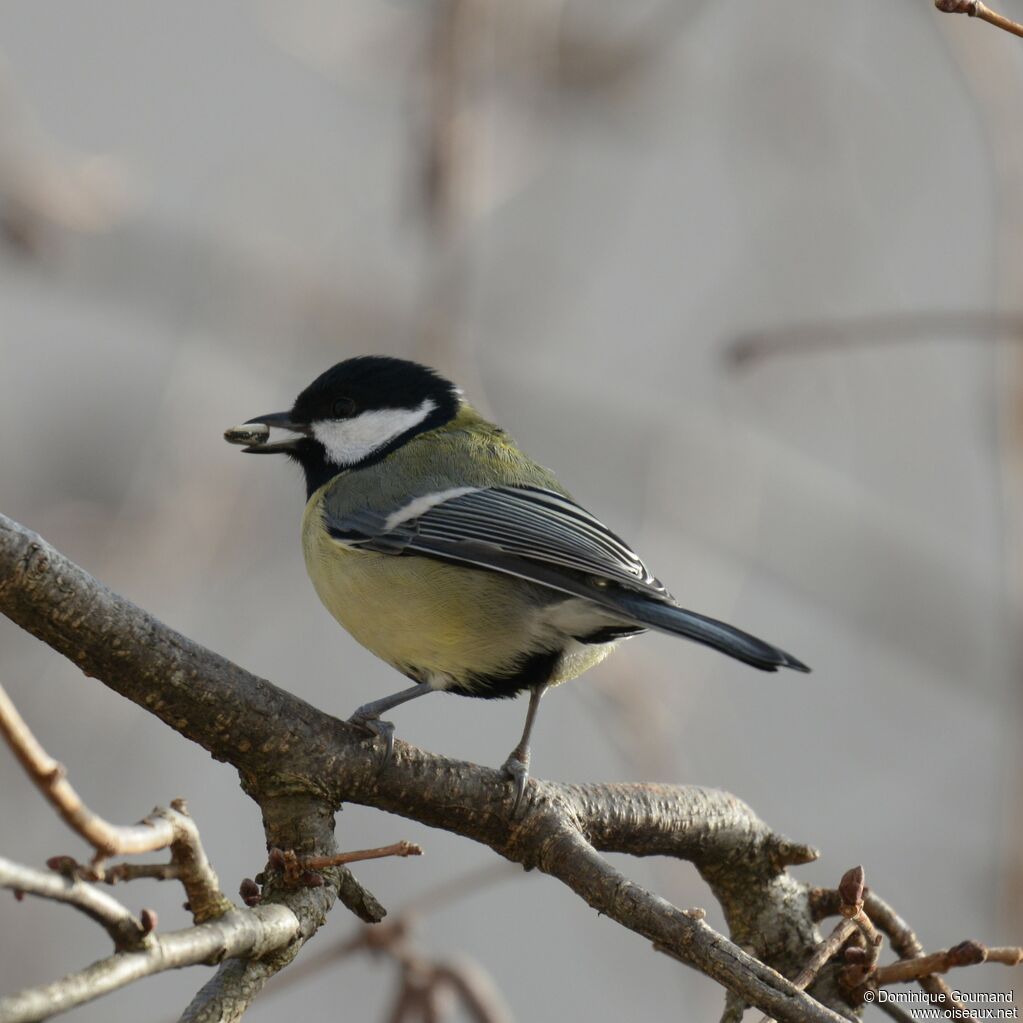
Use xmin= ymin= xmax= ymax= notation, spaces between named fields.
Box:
xmin=317 ymin=403 xmax=569 ymax=518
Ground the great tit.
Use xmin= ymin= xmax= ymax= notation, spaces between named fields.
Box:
xmin=229 ymin=356 xmax=808 ymax=805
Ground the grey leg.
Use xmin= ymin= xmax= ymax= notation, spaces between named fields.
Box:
xmin=350 ymin=682 xmax=433 ymax=763
xmin=501 ymin=685 xmax=546 ymax=812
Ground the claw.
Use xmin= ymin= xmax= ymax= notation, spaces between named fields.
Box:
xmin=345 ymin=682 xmax=432 ymax=768
xmin=349 ymin=712 xmax=395 ymax=767
xmin=502 ymin=753 xmax=530 ymax=815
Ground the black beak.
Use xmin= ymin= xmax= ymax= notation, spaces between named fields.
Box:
xmin=224 ymin=411 xmax=312 ymax=453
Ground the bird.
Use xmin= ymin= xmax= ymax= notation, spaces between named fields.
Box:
xmin=228 ymin=355 xmax=809 ymax=808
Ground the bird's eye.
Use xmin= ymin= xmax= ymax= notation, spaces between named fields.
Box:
xmin=332 ymin=398 xmax=356 ymax=418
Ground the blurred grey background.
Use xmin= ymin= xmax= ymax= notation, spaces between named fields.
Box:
xmin=1 ymin=1 xmax=1021 ymax=1019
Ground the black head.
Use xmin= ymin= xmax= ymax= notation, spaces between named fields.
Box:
xmin=232 ymin=356 xmax=461 ymax=496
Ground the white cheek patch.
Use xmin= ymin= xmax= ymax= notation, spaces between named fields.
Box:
xmin=312 ymin=398 xmax=437 ymax=467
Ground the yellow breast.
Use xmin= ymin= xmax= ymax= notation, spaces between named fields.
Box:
xmin=302 ymin=494 xmax=530 ymax=685
xmin=301 ymin=488 xmax=617 ymax=691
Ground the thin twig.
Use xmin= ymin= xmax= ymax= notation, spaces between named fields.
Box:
xmin=863 ymin=890 xmax=967 ymax=1017
xmin=788 ymin=919 xmax=858 ymax=994
xmin=841 ymin=897 xmax=883 ymax=990
xmin=0 ymin=856 xmax=146 ymax=951
xmin=988 ymin=947 xmax=1023 ymax=965
xmin=0 ymin=905 xmax=299 ymax=1023
xmin=100 ymin=862 xmax=183 ymax=884
xmin=0 ymin=683 xmax=231 ymax=922
xmin=0 ymin=675 xmax=342 ymax=1021
xmin=935 ymin=0 xmax=1023 ymax=38
xmin=875 ymin=940 xmax=1023 ymax=984
xmin=266 ymin=840 xmax=423 ymax=889
xmin=814 ymin=886 xmax=970 ymax=1016
xmin=297 ymin=841 xmax=424 ymax=871
xmin=0 ymin=683 xmax=173 ymax=858
xmin=761 ymin=867 xmax=869 ymax=1023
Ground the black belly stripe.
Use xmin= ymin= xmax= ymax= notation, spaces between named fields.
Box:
xmin=449 ymin=648 xmax=563 ymax=700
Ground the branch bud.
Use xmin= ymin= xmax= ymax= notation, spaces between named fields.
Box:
xmin=934 ymin=0 xmax=980 ymax=12
xmin=948 ymin=940 xmax=986 ymax=966
xmin=239 ymin=878 xmax=262 ymax=907
xmin=46 ymin=855 xmax=79 ymax=874
xmin=839 ymin=866 xmax=865 ymax=912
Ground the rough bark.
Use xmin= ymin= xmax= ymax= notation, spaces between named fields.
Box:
xmin=0 ymin=512 xmax=852 ymax=1022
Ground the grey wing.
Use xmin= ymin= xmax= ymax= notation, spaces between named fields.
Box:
xmin=323 ymin=484 xmax=810 ymax=673
xmin=324 ymin=484 xmax=671 ymax=606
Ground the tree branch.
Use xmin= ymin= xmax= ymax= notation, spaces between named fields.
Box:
xmin=0 ymin=856 xmax=145 ymax=951
xmin=760 ymin=868 xmax=875 ymax=1023
xmin=2 ymin=511 xmax=1013 ymax=1021
xmin=177 ymin=787 xmax=387 ymax=1023
xmin=875 ymin=941 xmax=1023 ymax=984
xmin=0 ymin=678 xmax=235 ymax=925
xmin=935 ymin=0 xmax=1023 ymax=39
xmin=0 ymin=905 xmax=299 ymax=1023
xmin=0 ymin=670 xmax=398 ymax=1023
xmin=291 ymin=841 xmax=423 ymax=873
xmin=0 ymin=683 xmax=179 ymax=861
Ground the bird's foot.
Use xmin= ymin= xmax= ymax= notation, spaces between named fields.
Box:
xmin=348 ymin=709 xmax=396 ymax=765
xmin=501 ymin=751 xmax=531 ymax=815
xmin=345 ymin=681 xmax=432 ymax=767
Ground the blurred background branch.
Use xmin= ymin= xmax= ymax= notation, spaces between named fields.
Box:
xmin=935 ymin=0 xmax=1023 ymax=38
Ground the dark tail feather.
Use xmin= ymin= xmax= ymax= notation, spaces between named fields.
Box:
xmin=612 ymin=595 xmax=810 ymax=673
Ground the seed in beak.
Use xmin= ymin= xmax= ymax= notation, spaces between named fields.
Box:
xmin=224 ymin=423 xmax=270 ymax=447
